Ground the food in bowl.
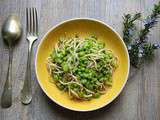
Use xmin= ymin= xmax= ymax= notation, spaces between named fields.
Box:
xmin=47 ymin=35 xmax=118 ymax=100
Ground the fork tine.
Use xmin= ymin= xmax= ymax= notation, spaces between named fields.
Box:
xmin=30 ymin=8 xmax=34 ymax=34
xmin=32 ymin=8 xmax=35 ymax=35
xmin=26 ymin=8 xmax=30 ymax=34
xmin=34 ymin=8 xmax=38 ymax=35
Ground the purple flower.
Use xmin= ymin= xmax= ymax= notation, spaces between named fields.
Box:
xmin=127 ymin=45 xmax=132 ymax=50
xmin=138 ymin=46 xmax=144 ymax=58
xmin=135 ymin=40 xmax=140 ymax=44
xmin=138 ymin=53 xmax=143 ymax=58
xmin=128 ymin=28 xmax=134 ymax=36
xmin=153 ymin=43 xmax=160 ymax=49
xmin=144 ymin=17 xmax=158 ymax=27
xmin=139 ymin=48 xmax=144 ymax=54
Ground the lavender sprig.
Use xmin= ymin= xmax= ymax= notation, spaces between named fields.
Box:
xmin=123 ymin=2 xmax=160 ymax=68
xmin=123 ymin=13 xmax=141 ymax=46
xmin=139 ymin=1 xmax=160 ymax=43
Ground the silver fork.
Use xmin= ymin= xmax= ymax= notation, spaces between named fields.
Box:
xmin=21 ymin=8 xmax=38 ymax=104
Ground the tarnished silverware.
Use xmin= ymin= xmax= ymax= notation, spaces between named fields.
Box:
xmin=21 ymin=8 xmax=38 ymax=105
xmin=1 ymin=15 xmax=22 ymax=108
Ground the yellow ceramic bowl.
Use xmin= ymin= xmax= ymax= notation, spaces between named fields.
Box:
xmin=35 ymin=18 xmax=130 ymax=112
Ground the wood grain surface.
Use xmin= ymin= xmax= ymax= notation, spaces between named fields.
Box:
xmin=0 ymin=0 xmax=160 ymax=120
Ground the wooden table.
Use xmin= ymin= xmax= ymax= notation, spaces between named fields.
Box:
xmin=0 ymin=0 xmax=160 ymax=120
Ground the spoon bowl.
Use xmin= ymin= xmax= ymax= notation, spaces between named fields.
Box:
xmin=2 ymin=15 xmax=22 ymax=45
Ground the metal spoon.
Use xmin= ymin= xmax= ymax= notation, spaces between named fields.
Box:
xmin=1 ymin=15 xmax=22 ymax=108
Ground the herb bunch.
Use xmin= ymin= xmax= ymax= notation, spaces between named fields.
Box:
xmin=123 ymin=2 xmax=160 ymax=67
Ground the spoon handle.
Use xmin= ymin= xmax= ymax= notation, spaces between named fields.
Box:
xmin=21 ymin=41 xmax=33 ymax=104
xmin=1 ymin=46 xmax=13 ymax=108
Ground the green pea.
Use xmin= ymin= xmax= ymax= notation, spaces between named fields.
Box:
xmin=77 ymin=75 xmax=81 ymax=80
xmin=94 ymin=93 xmax=100 ymax=98
xmin=88 ymin=74 xmax=92 ymax=79
xmin=59 ymin=52 xmax=64 ymax=58
xmin=85 ymin=69 xmax=89 ymax=73
xmin=78 ymin=92 xmax=83 ymax=97
xmin=83 ymin=73 xmax=89 ymax=78
xmin=78 ymin=71 xmax=82 ymax=76
xmin=92 ymin=78 xmax=97 ymax=82
xmin=55 ymin=58 xmax=62 ymax=63
xmin=61 ymin=63 xmax=69 ymax=72
xmin=79 ymin=51 xmax=85 ymax=57
xmin=73 ymin=67 xmax=77 ymax=73
xmin=80 ymin=67 xmax=85 ymax=71
xmin=53 ymin=75 xmax=59 ymax=81
xmin=62 ymin=50 xmax=66 ymax=56
xmin=81 ymin=79 xmax=87 ymax=84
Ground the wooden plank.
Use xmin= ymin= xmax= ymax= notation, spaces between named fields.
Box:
xmin=0 ymin=0 xmax=159 ymax=120
xmin=138 ymin=0 xmax=160 ymax=120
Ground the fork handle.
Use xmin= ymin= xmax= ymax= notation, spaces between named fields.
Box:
xmin=21 ymin=41 xmax=33 ymax=104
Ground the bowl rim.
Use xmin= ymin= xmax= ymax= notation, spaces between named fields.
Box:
xmin=35 ymin=18 xmax=130 ymax=112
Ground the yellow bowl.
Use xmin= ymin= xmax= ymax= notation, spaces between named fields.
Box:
xmin=35 ymin=18 xmax=130 ymax=112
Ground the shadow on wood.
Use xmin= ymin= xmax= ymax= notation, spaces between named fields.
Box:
xmin=42 ymin=90 xmax=122 ymax=120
